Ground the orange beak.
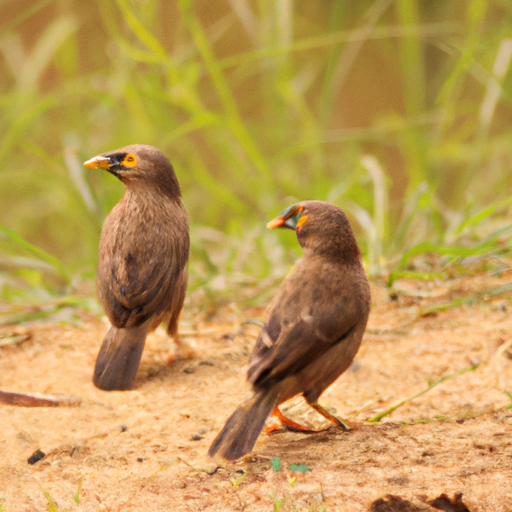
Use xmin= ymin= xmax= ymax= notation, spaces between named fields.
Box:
xmin=83 ymin=156 xmax=111 ymax=170
xmin=266 ymin=216 xmax=285 ymax=229
xmin=267 ymin=204 xmax=304 ymax=231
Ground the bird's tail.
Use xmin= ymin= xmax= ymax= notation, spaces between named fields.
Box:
xmin=208 ymin=388 xmax=280 ymax=460
xmin=93 ymin=323 xmax=150 ymax=391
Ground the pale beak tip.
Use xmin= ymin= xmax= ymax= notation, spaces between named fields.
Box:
xmin=267 ymin=217 xmax=284 ymax=230
xmin=83 ymin=156 xmax=110 ymax=169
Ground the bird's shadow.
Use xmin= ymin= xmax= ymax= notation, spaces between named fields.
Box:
xmin=135 ymin=354 xmax=222 ymax=388
xmin=266 ymin=424 xmax=346 ymax=441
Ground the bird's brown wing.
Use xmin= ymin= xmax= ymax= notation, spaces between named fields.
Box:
xmin=249 ymin=320 xmax=356 ymax=390
xmin=108 ymin=255 xmax=180 ymax=326
xmin=248 ymin=266 xmax=364 ymax=388
xmin=98 ymin=215 xmax=189 ymax=329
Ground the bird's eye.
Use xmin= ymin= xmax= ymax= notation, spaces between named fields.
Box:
xmin=122 ymin=154 xmax=137 ymax=168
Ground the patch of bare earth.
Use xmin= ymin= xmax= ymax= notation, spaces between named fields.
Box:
xmin=1 ymin=267 xmax=512 ymax=511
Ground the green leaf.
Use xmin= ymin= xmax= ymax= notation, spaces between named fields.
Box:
xmin=73 ymin=477 xmax=83 ymax=504
xmin=502 ymin=390 xmax=512 ymax=410
xmin=43 ymin=490 xmax=60 ymax=512
xmin=289 ymin=463 xmax=311 ymax=473
xmin=387 ymin=270 xmax=448 ymax=288
xmin=270 ymin=457 xmax=281 ymax=471
xmin=230 ymin=471 xmax=246 ymax=489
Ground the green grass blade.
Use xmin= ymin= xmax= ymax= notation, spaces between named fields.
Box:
xmin=367 ymin=363 xmax=480 ymax=423
xmin=453 ymin=197 xmax=512 ymax=235
xmin=0 ymin=223 xmax=70 ymax=285
xmin=180 ymin=0 xmax=275 ymax=186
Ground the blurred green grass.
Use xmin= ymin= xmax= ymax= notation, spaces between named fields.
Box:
xmin=1 ymin=0 xmax=512 ymax=316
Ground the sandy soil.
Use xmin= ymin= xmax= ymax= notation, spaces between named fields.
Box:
xmin=1 ymin=266 xmax=512 ymax=511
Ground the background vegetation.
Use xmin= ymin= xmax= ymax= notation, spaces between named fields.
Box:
xmin=2 ymin=0 xmax=512 ymax=317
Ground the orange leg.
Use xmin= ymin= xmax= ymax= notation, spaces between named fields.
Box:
xmin=310 ymin=402 xmax=350 ymax=431
xmin=265 ymin=406 xmax=313 ymax=433
xmin=266 ymin=403 xmax=350 ymax=434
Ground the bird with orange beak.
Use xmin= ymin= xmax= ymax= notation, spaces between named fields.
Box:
xmin=84 ymin=144 xmax=189 ymax=391
xmin=209 ymin=200 xmax=370 ymax=460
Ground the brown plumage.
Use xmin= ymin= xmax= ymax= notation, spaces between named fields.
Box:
xmin=209 ymin=200 xmax=370 ymax=460
xmin=84 ymin=144 xmax=189 ymax=391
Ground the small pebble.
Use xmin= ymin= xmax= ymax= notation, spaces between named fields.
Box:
xmin=190 ymin=434 xmax=203 ymax=441
xmin=120 ymin=424 xmax=127 ymax=432
xmin=27 ymin=449 xmax=45 ymax=465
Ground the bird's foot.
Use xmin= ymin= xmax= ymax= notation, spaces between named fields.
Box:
xmin=169 ymin=335 xmax=197 ymax=361
xmin=223 ymin=319 xmax=264 ymax=341
xmin=266 ymin=406 xmax=315 ymax=433
xmin=309 ymin=402 xmax=350 ymax=431
xmin=148 ymin=327 xmax=197 ymax=363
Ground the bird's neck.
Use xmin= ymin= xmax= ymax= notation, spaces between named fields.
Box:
xmin=120 ymin=186 xmax=183 ymax=220
xmin=121 ymin=176 xmax=181 ymax=202
xmin=301 ymin=236 xmax=361 ymax=263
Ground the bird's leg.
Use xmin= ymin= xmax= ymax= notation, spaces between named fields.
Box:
xmin=165 ymin=273 xmax=193 ymax=360
xmin=265 ymin=406 xmax=313 ymax=433
xmin=165 ymin=320 xmax=196 ymax=361
xmin=309 ymin=402 xmax=350 ymax=431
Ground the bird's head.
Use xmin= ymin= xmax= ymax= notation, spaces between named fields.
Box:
xmin=267 ymin=200 xmax=360 ymax=259
xmin=84 ymin=144 xmax=181 ymax=198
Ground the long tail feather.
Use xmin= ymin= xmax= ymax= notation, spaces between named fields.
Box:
xmin=93 ymin=323 xmax=150 ymax=391
xmin=209 ymin=388 xmax=279 ymax=460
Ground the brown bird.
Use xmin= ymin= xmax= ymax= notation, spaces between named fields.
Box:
xmin=84 ymin=144 xmax=189 ymax=391
xmin=209 ymin=200 xmax=370 ymax=460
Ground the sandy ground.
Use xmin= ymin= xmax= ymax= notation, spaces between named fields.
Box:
xmin=1 ymin=266 xmax=512 ymax=511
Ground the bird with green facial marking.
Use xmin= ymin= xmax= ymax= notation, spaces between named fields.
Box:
xmin=209 ymin=200 xmax=370 ymax=460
